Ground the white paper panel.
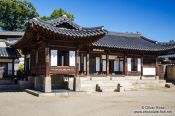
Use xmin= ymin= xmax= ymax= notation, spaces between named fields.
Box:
xmin=101 ymin=55 xmax=106 ymax=59
xmin=8 ymin=63 xmax=12 ymax=75
xmin=14 ymin=63 xmax=18 ymax=75
xmin=109 ymin=55 xmax=117 ymax=59
xmin=102 ymin=60 xmax=106 ymax=71
xmin=84 ymin=56 xmax=86 ymax=71
xmin=127 ymin=58 xmax=131 ymax=71
xmin=120 ymin=61 xmax=123 ymax=71
xmin=96 ymin=57 xmax=100 ymax=71
xmin=69 ymin=51 xmax=75 ymax=66
xmin=137 ymin=58 xmax=141 ymax=71
xmin=143 ymin=67 xmax=156 ymax=75
xmin=51 ymin=50 xmax=57 ymax=66
xmin=114 ymin=60 xmax=119 ymax=71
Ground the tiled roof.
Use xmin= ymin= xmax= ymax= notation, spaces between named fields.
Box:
xmin=92 ymin=32 xmax=175 ymax=51
xmin=47 ymin=16 xmax=81 ymax=30
xmin=158 ymin=54 xmax=175 ymax=59
xmin=0 ymin=41 xmax=6 ymax=47
xmin=0 ymin=47 xmax=20 ymax=58
xmin=28 ymin=16 xmax=107 ymax=38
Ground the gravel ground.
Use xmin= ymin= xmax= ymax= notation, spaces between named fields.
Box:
xmin=0 ymin=88 xmax=174 ymax=116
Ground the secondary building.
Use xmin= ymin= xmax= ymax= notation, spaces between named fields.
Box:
xmin=0 ymin=31 xmax=22 ymax=78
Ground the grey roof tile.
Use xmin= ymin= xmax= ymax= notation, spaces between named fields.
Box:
xmin=92 ymin=32 xmax=175 ymax=51
xmin=0 ymin=47 xmax=20 ymax=58
xmin=158 ymin=54 xmax=175 ymax=59
xmin=28 ymin=17 xmax=107 ymax=38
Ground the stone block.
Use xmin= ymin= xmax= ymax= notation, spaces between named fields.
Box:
xmin=73 ymin=77 xmax=81 ymax=91
xmin=44 ymin=76 xmax=51 ymax=93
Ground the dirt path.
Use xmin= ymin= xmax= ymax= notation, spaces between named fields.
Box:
xmin=0 ymin=88 xmax=174 ymax=116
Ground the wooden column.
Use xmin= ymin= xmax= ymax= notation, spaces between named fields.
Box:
xmin=80 ymin=53 xmax=83 ymax=74
xmin=141 ymin=56 xmax=143 ymax=77
xmin=12 ymin=59 xmax=15 ymax=77
xmin=106 ymin=53 xmax=109 ymax=76
xmin=35 ymin=49 xmax=39 ymax=76
xmin=100 ymin=56 xmax=102 ymax=75
xmin=86 ymin=53 xmax=90 ymax=76
xmin=155 ymin=57 xmax=158 ymax=78
xmin=75 ymin=50 xmax=79 ymax=77
xmin=45 ymin=47 xmax=50 ymax=77
xmin=44 ymin=47 xmax=51 ymax=93
xmin=23 ymin=53 xmax=28 ymax=75
xmin=124 ymin=56 xmax=127 ymax=76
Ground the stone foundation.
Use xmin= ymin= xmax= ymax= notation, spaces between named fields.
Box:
xmin=44 ymin=76 xmax=51 ymax=92
xmin=167 ymin=65 xmax=175 ymax=81
xmin=31 ymin=75 xmax=166 ymax=92
xmin=77 ymin=76 xmax=165 ymax=92
xmin=34 ymin=76 xmax=44 ymax=91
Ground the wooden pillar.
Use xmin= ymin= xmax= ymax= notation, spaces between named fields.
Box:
xmin=86 ymin=53 xmax=90 ymax=76
xmin=80 ymin=53 xmax=83 ymax=74
xmin=45 ymin=47 xmax=50 ymax=77
xmin=44 ymin=47 xmax=51 ymax=93
xmin=75 ymin=50 xmax=79 ymax=77
xmin=141 ymin=56 xmax=143 ymax=77
xmin=35 ymin=49 xmax=39 ymax=76
xmin=24 ymin=54 xmax=27 ymax=74
xmin=100 ymin=55 xmax=102 ymax=75
xmin=155 ymin=57 xmax=158 ymax=79
xmin=106 ymin=53 xmax=109 ymax=76
xmin=124 ymin=56 xmax=127 ymax=76
xmin=12 ymin=59 xmax=14 ymax=77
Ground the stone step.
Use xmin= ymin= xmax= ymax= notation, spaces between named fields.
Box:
xmin=0 ymin=80 xmax=14 ymax=85
xmin=79 ymin=78 xmax=168 ymax=92
xmin=159 ymin=80 xmax=166 ymax=83
xmin=0 ymin=84 xmax=19 ymax=90
xmin=134 ymin=83 xmax=165 ymax=89
xmin=165 ymin=83 xmax=174 ymax=88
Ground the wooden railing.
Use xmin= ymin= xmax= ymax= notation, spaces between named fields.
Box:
xmin=49 ymin=66 xmax=76 ymax=75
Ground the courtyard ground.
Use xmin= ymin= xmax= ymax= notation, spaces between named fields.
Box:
xmin=0 ymin=88 xmax=174 ymax=116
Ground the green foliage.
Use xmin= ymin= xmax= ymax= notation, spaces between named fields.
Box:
xmin=41 ymin=8 xmax=74 ymax=21
xmin=0 ymin=0 xmax=74 ymax=31
xmin=17 ymin=63 xmax=24 ymax=80
xmin=18 ymin=63 xmax=24 ymax=72
xmin=0 ymin=0 xmax=39 ymax=31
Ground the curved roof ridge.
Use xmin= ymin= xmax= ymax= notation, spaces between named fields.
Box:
xmin=140 ymin=36 xmax=157 ymax=44
xmin=46 ymin=16 xmax=81 ymax=30
xmin=82 ymin=26 xmax=105 ymax=30
xmin=107 ymin=32 xmax=141 ymax=37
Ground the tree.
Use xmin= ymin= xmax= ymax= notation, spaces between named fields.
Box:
xmin=41 ymin=8 xmax=74 ymax=21
xmin=0 ymin=0 xmax=38 ymax=31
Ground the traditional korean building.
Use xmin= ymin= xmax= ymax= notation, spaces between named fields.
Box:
xmin=13 ymin=15 xmax=175 ymax=92
xmin=0 ymin=32 xmax=22 ymax=78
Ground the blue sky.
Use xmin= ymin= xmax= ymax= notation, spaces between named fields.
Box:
xmin=28 ymin=0 xmax=175 ymax=42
